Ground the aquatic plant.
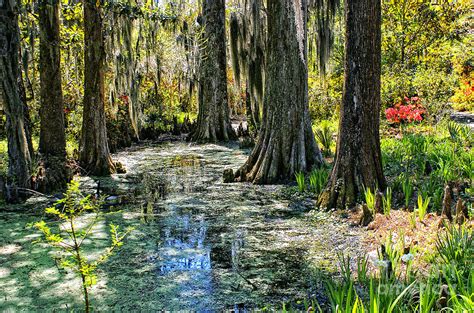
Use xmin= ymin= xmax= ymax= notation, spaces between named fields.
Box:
xmin=337 ymin=253 xmax=352 ymax=283
xmin=34 ymin=180 xmax=134 ymax=313
xmin=324 ymin=265 xmax=415 ymax=312
xmin=356 ymin=256 xmax=369 ymax=285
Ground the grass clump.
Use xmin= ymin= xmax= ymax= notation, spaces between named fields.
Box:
xmin=295 ymin=171 xmax=306 ymax=192
xmin=381 ymin=126 xmax=473 ymax=215
xmin=401 ymin=177 xmax=413 ymax=210
xmin=382 ymin=187 xmax=392 ymax=216
xmin=363 ymin=187 xmax=376 ymax=213
xmin=309 ymin=167 xmax=330 ymax=195
xmin=295 ymin=167 xmax=330 ymax=194
xmin=281 ymin=223 xmax=473 ymax=312
xmin=416 ymin=194 xmax=431 ymax=221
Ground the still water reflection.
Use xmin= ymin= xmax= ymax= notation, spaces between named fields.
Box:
xmin=159 ymin=213 xmax=211 ymax=273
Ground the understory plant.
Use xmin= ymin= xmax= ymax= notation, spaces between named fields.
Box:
xmin=401 ymin=177 xmax=413 ymax=209
xmin=385 ymin=96 xmax=425 ymax=124
xmin=435 ymin=223 xmax=473 ymax=272
xmin=363 ymin=187 xmax=376 ymax=213
xmin=382 ymin=187 xmax=392 ymax=216
xmin=309 ymin=167 xmax=329 ymax=195
xmin=34 ymin=180 xmax=134 ymax=312
xmin=314 ymin=123 xmax=333 ymax=157
xmin=296 ymin=223 xmax=473 ymax=312
xmin=409 ymin=212 xmax=417 ymax=229
xmin=295 ymin=171 xmax=306 ymax=192
xmin=416 ymin=194 xmax=431 ymax=220
xmin=381 ymin=129 xmax=472 ymax=216
xmin=447 ymin=121 xmax=472 ymax=146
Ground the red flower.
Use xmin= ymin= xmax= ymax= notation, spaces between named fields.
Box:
xmin=385 ymin=101 xmax=425 ymax=124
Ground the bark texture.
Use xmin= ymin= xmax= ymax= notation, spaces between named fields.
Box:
xmin=38 ymin=0 xmax=69 ymax=191
xmin=192 ymin=0 xmax=235 ymax=142
xmin=0 ymin=0 xmax=33 ymax=195
xmin=39 ymin=0 xmax=65 ymax=156
xmin=80 ymin=0 xmax=115 ymax=175
xmin=17 ymin=62 xmax=34 ymax=156
xmin=235 ymin=0 xmax=323 ymax=184
xmin=245 ymin=79 xmax=260 ymax=136
xmin=318 ymin=0 xmax=385 ymax=209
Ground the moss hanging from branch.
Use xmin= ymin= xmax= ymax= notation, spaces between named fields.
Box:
xmin=229 ymin=13 xmax=241 ymax=87
xmin=308 ymin=0 xmax=340 ymax=75
xmin=229 ymin=0 xmax=266 ymax=131
xmin=105 ymin=0 xmax=144 ymax=139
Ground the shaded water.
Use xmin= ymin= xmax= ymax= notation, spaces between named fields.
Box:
xmin=95 ymin=142 xmax=364 ymax=310
xmin=0 ymin=141 xmax=364 ymax=311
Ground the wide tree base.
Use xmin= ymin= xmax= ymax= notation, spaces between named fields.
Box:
xmin=191 ymin=122 xmax=236 ymax=143
xmin=317 ymin=180 xmax=354 ymax=210
xmin=234 ymin=129 xmax=323 ymax=184
xmin=80 ymin=155 xmax=116 ymax=176
xmin=317 ymin=165 xmax=385 ymax=210
xmin=35 ymin=156 xmax=73 ymax=193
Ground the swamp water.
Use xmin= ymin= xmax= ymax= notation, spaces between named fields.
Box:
xmin=0 ymin=142 xmax=364 ymax=311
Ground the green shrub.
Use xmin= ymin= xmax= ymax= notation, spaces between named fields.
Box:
xmin=411 ymin=66 xmax=457 ymax=118
xmin=34 ymin=180 xmax=134 ymax=312
xmin=314 ymin=121 xmax=334 ymax=157
xmin=381 ymin=67 xmax=412 ymax=110
xmin=308 ymin=73 xmax=342 ymax=121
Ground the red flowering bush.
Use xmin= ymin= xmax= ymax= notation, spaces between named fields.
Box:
xmin=385 ymin=96 xmax=425 ymax=124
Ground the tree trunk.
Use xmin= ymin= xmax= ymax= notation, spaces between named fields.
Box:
xmin=245 ymin=79 xmax=260 ymax=136
xmin=0 ymin=0 xmax=33 ymax=199
xmin=318 ymin=0 xmax=385 ymax=209
xmin=38 ymin=0 xmax=69 ymax=191
xmin=192 ymin=0 xmax=235 ymax=142
xmin=80 ymin=0 xmax=115 ymax=175
xmin=235 ymin=0 xmax=323 ymax=184
xmin=17 ymin=55 xmax=34 ymax=156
